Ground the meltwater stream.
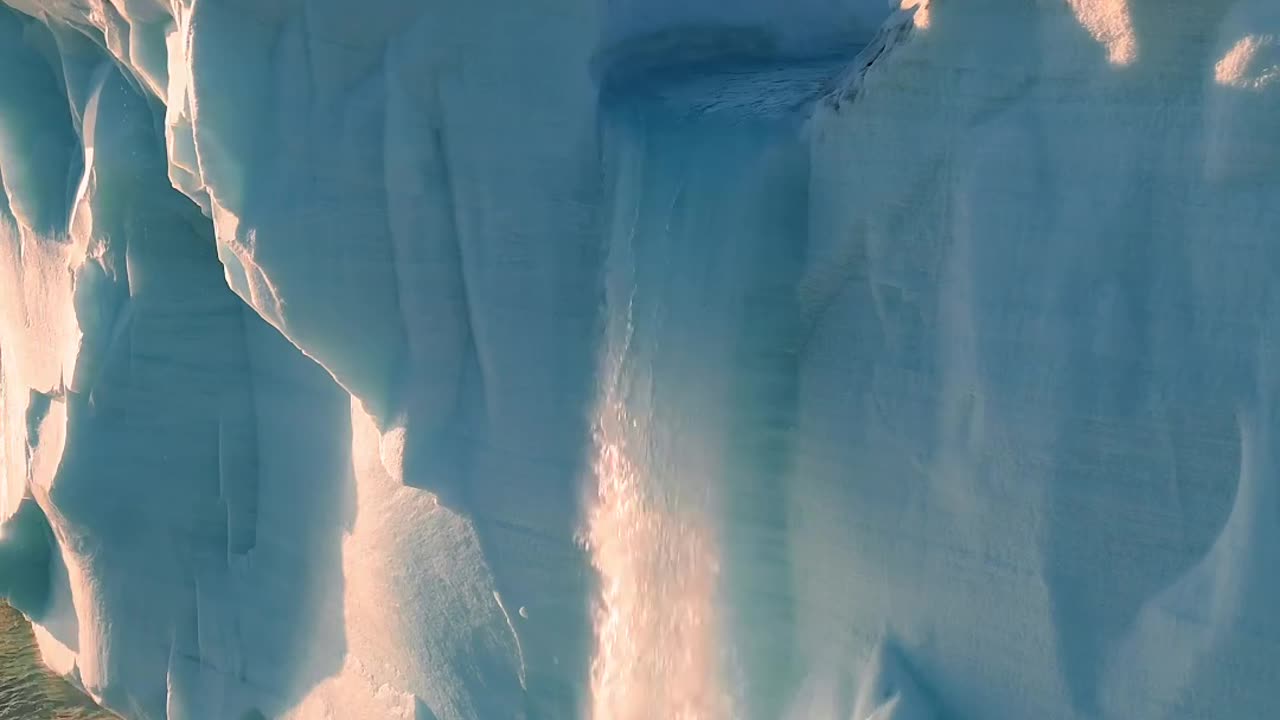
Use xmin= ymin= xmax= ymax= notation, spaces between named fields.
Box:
xmin=585 ymin=113 xmax=734 ymax=720
xmin=585 ymin=288 xmax=736 ymax=720
xmin=585 ymin=62 xmax=821 ymax=720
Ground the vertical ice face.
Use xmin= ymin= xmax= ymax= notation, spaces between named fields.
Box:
xmin=791 ymin=2 xmax=1280 ymax=719
xmin=4 ymin=1 xmax=1280 ymax=720
xmin=0 ymin=0 xmax=608 ymax=717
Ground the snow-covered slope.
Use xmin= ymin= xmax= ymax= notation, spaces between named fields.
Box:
xmin=2 ymin=1 xmax=1280 ymax=718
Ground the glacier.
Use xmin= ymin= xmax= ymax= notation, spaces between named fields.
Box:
xmin=2 ymin=0 xmax=1280 ymax=718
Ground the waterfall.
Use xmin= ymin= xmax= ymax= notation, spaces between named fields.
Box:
xmin=583 ymin=232 xmax=736 ymax=720
xmin=582 ymin=66 xmax=816 ymax=718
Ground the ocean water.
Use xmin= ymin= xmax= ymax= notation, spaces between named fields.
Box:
xmin=0 ymin=603 xmax=116 ymax=720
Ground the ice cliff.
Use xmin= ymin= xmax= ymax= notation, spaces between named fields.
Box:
xmin=2 ymin=0 xmax=1280 ymax=718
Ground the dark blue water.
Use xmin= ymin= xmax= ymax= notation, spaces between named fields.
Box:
xmin=0 ymin=603 xmax=117 ymax=720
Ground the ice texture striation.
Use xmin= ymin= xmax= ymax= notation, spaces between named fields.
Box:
xmin=1 ymin=0 xmax=1280 ymax=719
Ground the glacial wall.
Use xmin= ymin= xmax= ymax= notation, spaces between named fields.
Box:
xmin=2 ymin=2 xmax=1279 ymax=719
